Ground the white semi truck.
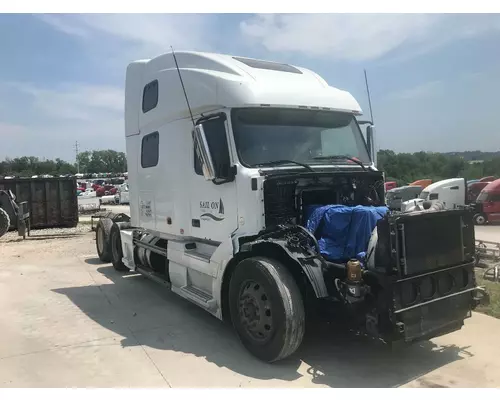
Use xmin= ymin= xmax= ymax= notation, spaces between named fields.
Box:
xmin=401 ymin=178 xmax=467 ymax=212
xmin=95 ymin=51 xmax=487 ymax=362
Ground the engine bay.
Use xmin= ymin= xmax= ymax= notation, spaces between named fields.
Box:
xmin=262 ymin=171 xmax=386 ymax=229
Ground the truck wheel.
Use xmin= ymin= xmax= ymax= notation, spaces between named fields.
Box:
xmin=110 ymin=223 xmax=129 ymax=271
xmin=96 ymin=218 xmax=113 ymax=262
xmin=474 ymin=213 xmax=487 ymax=225
xmin=0 ymin=207 xmax=10 ymax=238
xmin=228 ymin=257 xmax=305 ymax=363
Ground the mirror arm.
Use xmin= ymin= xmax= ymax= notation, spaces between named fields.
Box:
xmin=195 ymin=112 xmax=227 ymax=125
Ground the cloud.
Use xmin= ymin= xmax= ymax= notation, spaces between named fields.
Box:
xmin=389 ymin=80 xmax=444 ymax=100
xmin=37 ymin=13 xmax=217 ymax=61
xmin=0 ymin=82 xmax=124 ymax=160
xmin=2 ymin=14 xmax=223 ymax=161
xmin=36 ymin=14 xmax=90 ymax=38
xmin=239 ymin=14 xmax=500 ymax=62
xmin=11 ymin=82 xmax=123 ymax=121
xmin=0 ymin=122 xmax=26 ymax=137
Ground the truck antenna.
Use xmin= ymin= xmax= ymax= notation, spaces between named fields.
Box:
xmin=171 ymin=46 xmax=195 ymax=127
xmin=364 ymin=69 xmax=374 ymax=124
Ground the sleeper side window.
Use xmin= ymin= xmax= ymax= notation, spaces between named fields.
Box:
xmin=142 ymin=80 xmax=159 ymax=113
xmin=141 ymin=132 xmax=159 ymax=168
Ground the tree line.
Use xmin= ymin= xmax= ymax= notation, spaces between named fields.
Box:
xmin=2 ymin=149 xmax=500 ymax=183
xmin=378 ymin=150 xmax=500 ymax=185
xmin=0 ymin=150 xmax=127 ymax=177
xmin=76 ymin=150 xmax=127 ymax=174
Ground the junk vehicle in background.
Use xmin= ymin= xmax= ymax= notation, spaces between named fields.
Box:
xmin=468 ymin=181 xmax=489 ymax=204
xmin=95 ymin=185 xmax=118 ymax=197
xmin=0 ymin=190 xmax=30 ymax=238
xmin=473 ymin=178 xmax=500 ymax=225
xmin=115 ymin=183 xmax=130 ymax=205
xmin=385 ymin=185 xmax=423 ymax=211
xmin=0 ymin=176 xmax=78 ymax=230
xmin=77 ymin=188 xmax=100 ymax=213
xmin=401 ymin=178 xmax=467 ymax=213
xmin=384 ymin=181 xmax=397 ymax=192
xmin=409 ymin=179 xmax=432 ymax=189
xmin=93 ymin=51 xmax=488 ymax=362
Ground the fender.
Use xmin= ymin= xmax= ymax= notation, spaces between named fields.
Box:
xmin=239 ymin=225 xmax=329 ymax=298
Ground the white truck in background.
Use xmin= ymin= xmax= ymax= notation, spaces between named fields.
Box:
xmin=77 ymin=187 xmax=100 ymax=212
xmin=116 ymin=182 xmax=130 ymax=205
xmin=94 ymin=51 xmax=486 ymax=362
xmin=401 ymin=178 xmax=467 ymax=212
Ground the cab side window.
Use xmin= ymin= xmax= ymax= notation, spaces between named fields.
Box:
xmin=194 ymin=147 xmax=203 ymax=175
xmin=193 ymin=117 xmax=231 ymax=178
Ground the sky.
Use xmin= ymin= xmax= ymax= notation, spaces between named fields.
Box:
xmin=1 ymin=13 xmax=500 ymax=162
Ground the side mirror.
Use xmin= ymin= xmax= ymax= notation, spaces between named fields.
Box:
xmin=193 ymin=125 xmax=216 ymax=181
xmin=366 ymin=125 xmax=377 ymax=167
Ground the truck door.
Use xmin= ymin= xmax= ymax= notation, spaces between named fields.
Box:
xmin=190 ymin=114 xmax=238 ymax=243
xmin=484 ymin=192 xmax=500 ymax=222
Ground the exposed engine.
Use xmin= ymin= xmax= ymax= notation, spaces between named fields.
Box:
xmin=263 ymin=172 xmax=385 ymax=228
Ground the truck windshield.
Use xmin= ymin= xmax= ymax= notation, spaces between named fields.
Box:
xmin=476 ymin=191 xmax=493 ymax=202
xmin=231 ymin=108 xmax=371 ymax=168
xmin=386 ymin=192 xmax=401 ymax=200
xmin=419 ymin=191 xmax=429 ymax=200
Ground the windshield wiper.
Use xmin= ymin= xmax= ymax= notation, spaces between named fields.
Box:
xmin=255 ymin=159 xmax=315 ymax=172
xmin=312 ymin=155 xmax=367 ymax=171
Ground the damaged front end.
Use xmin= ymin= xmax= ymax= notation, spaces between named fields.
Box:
xmin=354 ymin=208 xmax=489 ymax=344
xmin=253 ymin=171 xmax=488 ymax=347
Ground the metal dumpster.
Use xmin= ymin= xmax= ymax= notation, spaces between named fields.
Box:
xmin=0 ymin=177 xmax=78 ymax=229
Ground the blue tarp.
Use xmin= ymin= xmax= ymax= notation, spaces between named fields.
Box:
xmin=305 ymin=205 xmax=389 ymax=262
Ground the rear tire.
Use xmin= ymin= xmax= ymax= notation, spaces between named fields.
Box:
xmin=474 ymin=213 xmax=487 ymax=225
xmin=96 ymin=218 xmax=113 ymax=262
xmin=110 ymin=223 xmax=129 ymax=271
xmin=0 ymin=207 xmax=10 ymax=238
xmin=228 ymin=256 xmax=305 ymax=363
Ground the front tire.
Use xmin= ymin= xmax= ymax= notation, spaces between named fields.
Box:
xmin=474 ymin=213 xmax=487 ymax=225
xmin=228 ymin=257 xmax=305 ymax=363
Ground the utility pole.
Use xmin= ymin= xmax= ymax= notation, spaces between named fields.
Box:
xmin=74 ymin=141 xmax=80 ymax=174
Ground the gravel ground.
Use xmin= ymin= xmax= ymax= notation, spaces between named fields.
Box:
xmin=1 ymin=217 xmax=500 ymax=387
xmin=0 ymin=224 xmax=92 ymax=243
xmin=0 ymin=227 xmax=500 ymax=387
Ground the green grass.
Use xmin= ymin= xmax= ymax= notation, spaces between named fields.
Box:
xmin=475 ymin=272 xmax=500 ymax=319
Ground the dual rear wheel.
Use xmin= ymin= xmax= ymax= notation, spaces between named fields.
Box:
xmin=95 ymin=218 xmax=128 ymax=271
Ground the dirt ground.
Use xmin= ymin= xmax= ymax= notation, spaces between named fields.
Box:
xmin=1 ymin=222 xmax=500 ymax=388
